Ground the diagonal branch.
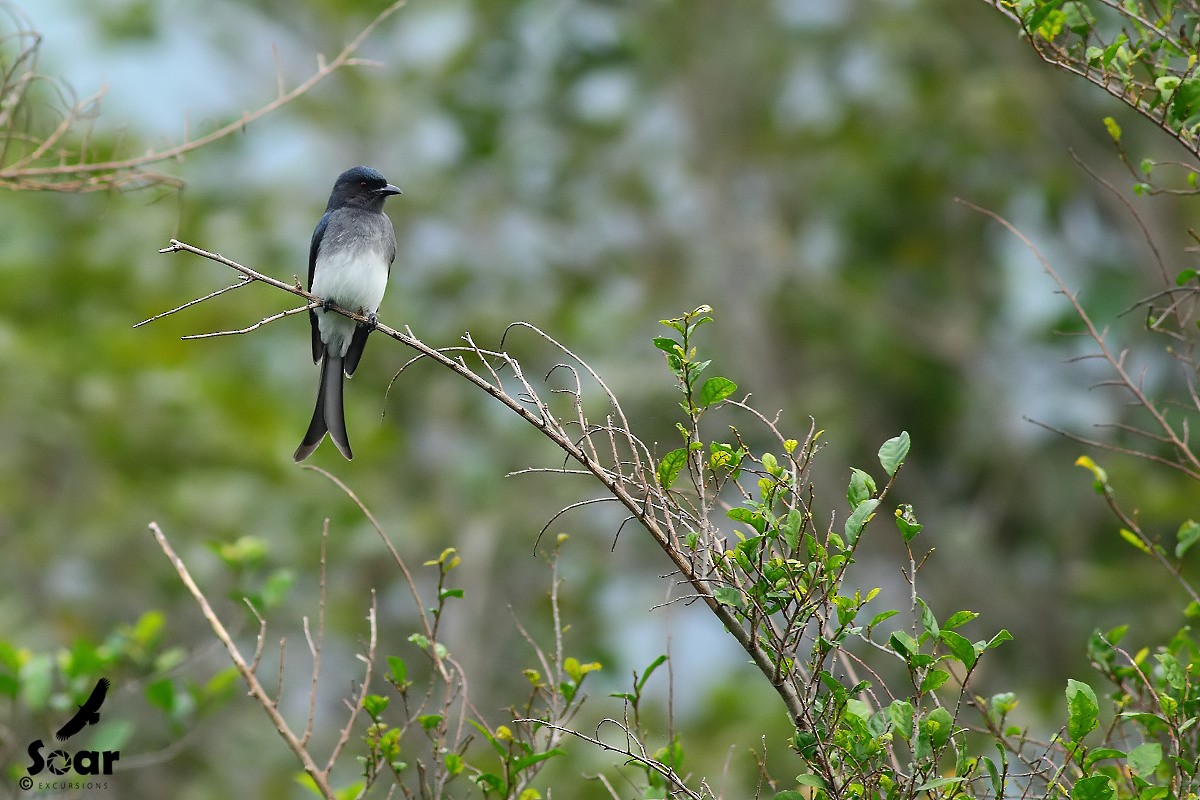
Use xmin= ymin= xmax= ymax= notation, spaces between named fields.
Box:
xmin=151 ymin=238 xmax=809 ymax=724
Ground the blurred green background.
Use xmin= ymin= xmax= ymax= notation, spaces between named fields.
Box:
xmin=2 ymin=0 xmax=1197 ymax=796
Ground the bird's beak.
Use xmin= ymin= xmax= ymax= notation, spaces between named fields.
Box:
xmin=378 ymin=184 xmax=402 ymax=196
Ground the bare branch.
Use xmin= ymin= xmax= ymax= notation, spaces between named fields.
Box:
xmin=0 ymin=1 xmax=410 ymax=192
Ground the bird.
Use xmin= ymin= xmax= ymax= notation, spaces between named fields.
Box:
xmin=294 ymin=166 xmax=401 ymax=462
xmin=55 ymin=677 xmax=110 ymax=742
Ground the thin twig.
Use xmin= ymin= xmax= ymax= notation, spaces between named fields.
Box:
xmin=149 ymin=522 xmax=337 ymax=800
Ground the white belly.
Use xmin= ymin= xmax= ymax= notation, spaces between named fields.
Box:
xmin=311 ymin=241 xmax=390 ymax=357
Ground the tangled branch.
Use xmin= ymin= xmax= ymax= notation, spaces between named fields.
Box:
xmin=0 ymin=0 xmax=407 ymax=192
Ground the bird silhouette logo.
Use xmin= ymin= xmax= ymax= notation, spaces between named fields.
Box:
xmin=55 ymin=678 xmax=110 ymax=742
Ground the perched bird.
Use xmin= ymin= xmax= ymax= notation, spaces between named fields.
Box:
xmin=55 ymin=678 xmax=110 ymax=742
xmin=293 ymin=166 xmax=401 ymax=462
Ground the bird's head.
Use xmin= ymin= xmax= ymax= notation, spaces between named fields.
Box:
xmin=327 ymin=165 xmax=401 ymax=211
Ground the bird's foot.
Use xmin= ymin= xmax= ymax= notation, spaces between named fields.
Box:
xmin=365 ymin=312 xmax=378 ymax=332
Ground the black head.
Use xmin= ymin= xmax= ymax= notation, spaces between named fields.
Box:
xmin=326 ymin=165 xmax=401 ymax=211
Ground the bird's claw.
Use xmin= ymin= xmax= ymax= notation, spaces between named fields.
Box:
xmin=365 ymin=312 xmax=378 ymax=332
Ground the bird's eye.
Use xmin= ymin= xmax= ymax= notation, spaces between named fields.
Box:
xmin=359 ymin=181 xmax=367 ymax=187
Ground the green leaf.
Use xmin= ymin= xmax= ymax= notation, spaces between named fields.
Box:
xmin=388 ymin=656 xmax=408 ymax=686
xmin=844 ymin=498 xmax=879 ymax=546
xmin=714 ymin=587 xmax=745 ymax=610
xmin=868 ymin=609 xmax=899 ymax=628
xmin=1084 ymin=747 xmax=1127 ymax=771
xmin=652 ymin=336 xmax=681 ymax=354
xmin=363 ymin=694 xmax=389 ymax=718
xmin=418 ymin=714 xmax=443 ymax=730
xmin=1072 ymin=775 xmax=1114 ymax=800
xmin=887 ymin=699 xmax=914 ymax=739
xmin=921 ymin=706 xmax=954 ymax=748
xmin=943 ymin=610 xmax=978 ymax=629
xmin=889 ymin=630 xmax=918 ymax=659
xmin=1120 ymin=528 xmax=1151 ymax=554
xmin=775 ymin=792 xmax=807 ymax=800
xmin=940 ymin=630 xmax=977 ymax=669
xmin=637 ymin=655 xmax=668 ymax=691
xmin=983 ymin=756 xmax=1003 ymax=797
xmin=445 ymin=753 xmax=464 ymax=775
xmin=728 ymin=506 xmax=766 ymax=533
xmin=878 ymin=432 xmax=910 ymax=476
xmin=894 ymin=503 xmax=922 ymax=541
xmin=657 ymin=447 xmax=688 ymax=489
xmin=916 ymin=777 xmax=965 ymax=792
xmin=1102 ymin=116 xmax=1121 ymax=142
xmin=512 ymin=748 xmax=567 ymax=771
xmin=1176 ymin=519 xmax=1200 ymax=558
xmin=1128 ymin=742 xmax=1162 ymax=777
xmin=699 ymin=376 xmax=737 ymax=407
xmin=918 ymin=597 xmax=939 ymax=639
xmin=791 ymin=775 xmax=825 ymax=789
xmin=921 ymin=669 xmax=951 ymax=693
xmin=847 ymin=468 xmax=876 ymax=508
xmin=1155 ymin=653 xmax=1184 ymax=691
xmin=985 ymin=629 xmax=1013 ymax=650
xmin=1066 ymin=679 xmax=1099 ymax=742
xmin=1177 ymin=269 xmax=1199 ymax=286
xmin=780 ymin=508 xmax=803 ymax=551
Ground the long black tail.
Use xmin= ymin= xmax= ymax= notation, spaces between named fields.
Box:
xmin=293 ymin=353 xmax=352 ymax=461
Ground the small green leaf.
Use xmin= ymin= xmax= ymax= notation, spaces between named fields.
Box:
xmin=1066 ymin=679 xmax=1099 ymax=743
xmin=894 ymin=504 xmax=922 ymax=541
xmin=869 ymin=609 xmax=900 ymax=628
xmin=387 ymin=656 xmax=407 ymax=686
xmin=889 ymin=630 xmax=918 ymax=659
xmin=1177 ymin=269 xmax=1198 ymax=286
xmin=652 ymin=336 xmax=681 ymax=354
xmin=921 ymin=706 xmax=954 ymax=748
xmin=418 ymin=714 xmax=443 ymax=730
xmin=985 ymin=629 xmax=1013 ymax=650
xmin=1075 ymin=455 xmax=1108 ymax=492
xmin=657 ymin=448 xmax=688 ymax=489
xmin=1128 ymin=742 xmax=1162 ymax=777
xmin=918 ymin=597 xmax=939 ymax=639
xmin=1103 ymin=116 xmax=1121 ymax=142
xmin=1072 ymin=775 xmax=1114 ymax=800
xmin=1155 ymin=653 xmax=1184 ymax=691
xmin=1176 ymin=519 xmax=1200 ymax=558
xmin=940 ymin=630 xmax=977 ymax=669
xmin=363 ymin=694 xmax=390 ymax=718
xmin=921 ymin=669 xmax=951 ymax=693
xmin=512 ymin=748 xmax=567 ymax=771
xmin=1120 ymin=528 xmax=1151 ymax=554
xmin=728 ymin=506 xmax=766 ymax=533
xmin=445 ymin=753 xmax=464 ymax=775
xmin=637 ymin=655 xmax=668 ymax=691
xmin=878 ymin=432 xmax=910 ymax=476
xmin=916 ymin=777 xmax=965 ymax=792
xmin=714 ymin=587 xmax=745 ymax=609
xmin=844 ymin=499 xmax=879 ymax=545
xmin=888 ymin=699 xmax=914 ymax=740
xmin=943 ymin=610 xmax=978 ymax=629
xmin=847 ymin=468 xmax=876 ymax=508
xmin=1084 ymin=747 xmax=1127 ymax=771
xmin=699 ymin=376 xmax=737 ymax=407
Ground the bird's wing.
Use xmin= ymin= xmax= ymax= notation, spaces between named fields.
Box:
xmin=308 ymin=212 xmax=332 ymax=363
xmin=385 ymin=216 xmax=397 ymax=279
xmin=55 ymin=715 xmax=84 ymax=742
xmin=83 ymin=677 xmax=110 ymax=711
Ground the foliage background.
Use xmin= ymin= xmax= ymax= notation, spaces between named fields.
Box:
xmin=1 ymin=0 xmax=1196 ymax=796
